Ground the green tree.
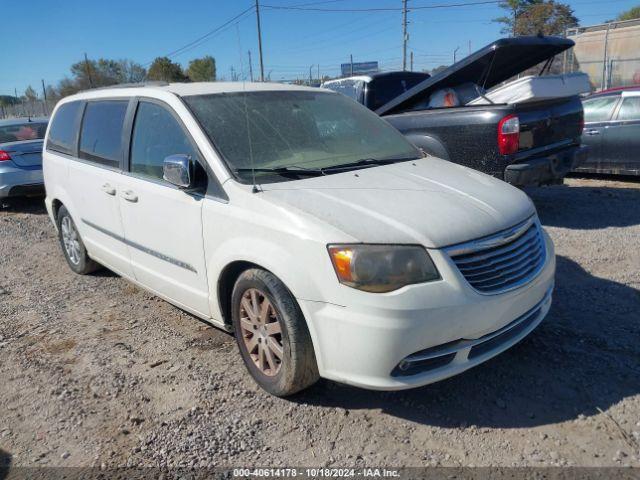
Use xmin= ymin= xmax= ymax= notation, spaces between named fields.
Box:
xmin=186 ymin=56 xmax=216 ymax=82
xmin=147 ymin=57 xmax=187 ymax=82
xmin=24 ymin=86 xmax=38 ymax=102
xmin=117 ymin=59 xmax=146 ymax=83
xmin=494 ymin=0 xmax=577 ymax=36
xmin=616 ymin=5 xmax=640 ymax=21
xmin=0 ymin=95 xmax=19 ymax=107
xmin=494 ymin=0 xmax=539 ymax=36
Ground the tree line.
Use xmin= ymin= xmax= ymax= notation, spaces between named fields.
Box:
xmin=1 ymin=55 xmax=216 ymax=107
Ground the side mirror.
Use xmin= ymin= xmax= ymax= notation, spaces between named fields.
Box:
xmin=163 ymin=154 xmax=194 ymax=189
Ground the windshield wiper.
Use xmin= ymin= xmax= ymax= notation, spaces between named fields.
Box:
xmin=321 ymin=156 xmax=417 ymax=174
xmin=233 ymin=166 xmax=324 ymax=177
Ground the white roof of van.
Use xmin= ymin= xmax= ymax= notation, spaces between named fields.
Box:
xmin=63 ymin=82 xmax=325 ymax=102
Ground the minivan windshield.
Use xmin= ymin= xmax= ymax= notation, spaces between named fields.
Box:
xmin=184 ymin=91 xmax=420 ymax=183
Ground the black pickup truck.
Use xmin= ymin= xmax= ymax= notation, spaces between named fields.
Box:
xmin=323 ymin=36 xmax=588 ymax=186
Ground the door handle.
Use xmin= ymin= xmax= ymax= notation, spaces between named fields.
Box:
xmin=121 ymin=190 xmax=138 ymax=202
xmin=584 ymin=129 xmax=600 ymax=136
xmin=101 ymin=183 xmax=116 ymax=196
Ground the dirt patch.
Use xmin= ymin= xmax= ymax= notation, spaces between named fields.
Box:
xmin=0 ymin=177 xmax=638 ymax=468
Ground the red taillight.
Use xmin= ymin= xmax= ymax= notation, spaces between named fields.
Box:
xmin=0 ymin=150 xmax=12 ymax=162
xmin=497 ymin=114 xmax=520 ymax=155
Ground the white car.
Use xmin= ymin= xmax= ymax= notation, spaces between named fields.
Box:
xmin=43 ymin=82 xmax=555 ymax=396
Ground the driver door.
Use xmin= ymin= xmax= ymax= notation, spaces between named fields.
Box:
xmin=117 ymin=99 xmax=210 ymax=317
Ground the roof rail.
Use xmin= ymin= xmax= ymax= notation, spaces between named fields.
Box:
xmin=81 ymin=81 xmax=169 ymax=92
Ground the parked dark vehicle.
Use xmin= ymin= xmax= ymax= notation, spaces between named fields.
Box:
xmin=575 ymin=86 xmax=640 ymax=176
xmin=0 ymin=117 xmax=48 ymax=198
xmin=323 ymin=37 xmax=588 ymax=187
xmin=322 ymin=71 xmax=431 ymax=112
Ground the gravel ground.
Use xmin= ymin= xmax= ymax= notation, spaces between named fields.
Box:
xmin=0 ymin=177 xmax=639 ymax=469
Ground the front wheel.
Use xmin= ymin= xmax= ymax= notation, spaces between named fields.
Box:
xmin=231 ymin=268 xmax=319 ymax=396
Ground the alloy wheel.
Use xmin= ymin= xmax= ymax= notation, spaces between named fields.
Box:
xmin=239 ymin=288 xmax=284 ymax=376
xmin=61 ymin=216 xmax=81 ymax=266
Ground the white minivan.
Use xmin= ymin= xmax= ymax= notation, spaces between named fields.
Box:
xmin=43 ymin=82 xmax=555 ymax=396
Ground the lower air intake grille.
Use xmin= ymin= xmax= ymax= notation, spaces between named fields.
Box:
xmin=446 ymin=217 xmax=546 ymax=294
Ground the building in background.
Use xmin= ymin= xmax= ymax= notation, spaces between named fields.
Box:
xmin=566 ymin=18 xmax=640 ymax=91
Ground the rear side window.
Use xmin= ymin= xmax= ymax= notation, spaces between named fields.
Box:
xmin=79 ymin=100 xmax=128 ymax=167
xmin=616 ymin=97 xmax=640 ymax=121
xmin=583 ymin=96 xmax=618 ymax=122
xmin=47 ymin=102 xmax=83 ymax=154
xmin=130 ymin=101 xmax=198 ymax=181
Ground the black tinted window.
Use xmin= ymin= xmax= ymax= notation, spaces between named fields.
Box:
xmin=79 ymin=101 xmax=128 ymax=167
xmin=616 ymin=97 xmax=640 ymax=121
xmin=47 ymin=102 xmax=82 ymax=154
xmin=130 ymin=102 xmax=198 ymax=180
xmin=368 ymin=75 xmax=429 ymax=110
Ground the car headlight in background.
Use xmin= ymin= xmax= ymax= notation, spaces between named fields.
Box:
xmin=327 ymin=244 xmax=440 ymax=293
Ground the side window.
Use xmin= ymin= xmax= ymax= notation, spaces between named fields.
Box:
xmin=616 ymin=97 xmax=640 ymax=121
xmin=79 ymin=100 xmax=128 ymax=167
xmin=582 ymin=96 xmax=618 ymax=123
xmin=130 ymin=101 xmax=199 ymax=181
xmin=47 ymin=101 xmax=82 ymax=155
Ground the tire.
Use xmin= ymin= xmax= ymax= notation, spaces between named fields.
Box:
xmin=231 ymin=268 xmax=319 ymax=396
xmin=56 ymin=205 xmax=100 ymax=275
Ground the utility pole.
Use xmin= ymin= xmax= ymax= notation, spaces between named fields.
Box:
xmin=350 ymin=54 xmax=354 ymax=76
xmin=402 ymin=0 xmax=409 ymax=71
xmin=41 ymin=79 xmax=48 ymax=115
xmin=453 ymin=46 xmax=460 ymax=63
xmin=84 ymin=53 xmax=93 ymax=88
xmin=309 ymin=65 xmax=313 ymax=85
xmin=248 ymin=50 xmax=254 ymax=82
xmin=410 ymin=51 xmax=414 ymax=71
xmin=255 ymin=0 xmax=265 ymax=81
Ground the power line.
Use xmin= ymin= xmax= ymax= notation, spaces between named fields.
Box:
xmin=262 ymin=0 xmax=502 ymax=13
xmin=145 ymin=5 xmax=255 ymax=66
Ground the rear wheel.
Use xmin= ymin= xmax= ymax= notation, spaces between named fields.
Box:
xmin=57 ymin=205 xmax=100 ymax=275
xmin=231 ymin=268 xmax=319 ymax=396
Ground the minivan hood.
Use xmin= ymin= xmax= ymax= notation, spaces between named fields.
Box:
xmin=376 ymin=35 xmax=574 ymax=116
xmin=260 ymin=158 xmax=535 ymax=248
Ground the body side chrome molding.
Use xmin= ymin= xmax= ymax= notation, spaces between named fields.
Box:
xmin=81 ymin=219 xmax=197 ymax=273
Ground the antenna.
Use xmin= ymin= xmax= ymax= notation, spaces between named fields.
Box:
xmin=236 ymin=23 xmax=258 ymax=192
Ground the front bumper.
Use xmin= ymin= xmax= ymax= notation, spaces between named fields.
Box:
xmin=299 ymin=232 xmax=555 ymax=390
xmin=0 ymin=162 xmax=44 ymax=198
xmin=504 ymin=145 xmax=588 ymax=186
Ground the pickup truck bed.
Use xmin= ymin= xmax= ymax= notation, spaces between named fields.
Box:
xmin=384 ymin=96 xmax=587 ymax=186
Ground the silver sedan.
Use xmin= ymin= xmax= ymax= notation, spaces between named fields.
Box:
xmin=0 ymin=117 xmax=48 ymax=198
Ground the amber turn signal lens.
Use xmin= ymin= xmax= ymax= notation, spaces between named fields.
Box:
xmin=328 ymin=246 xmax=354 ymax=282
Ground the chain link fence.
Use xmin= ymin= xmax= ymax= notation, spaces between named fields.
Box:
xmin=0 ymin=99 xmax=56 ymax=120
xmin=566 ymin=18 xmax=640 ymax=92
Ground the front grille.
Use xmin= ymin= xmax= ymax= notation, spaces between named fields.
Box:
xmin=446 ymin=217 xmax=546 ymax=294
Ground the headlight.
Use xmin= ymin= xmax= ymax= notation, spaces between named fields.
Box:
xmin=327 ymin=244 xmax=440 ymax=293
